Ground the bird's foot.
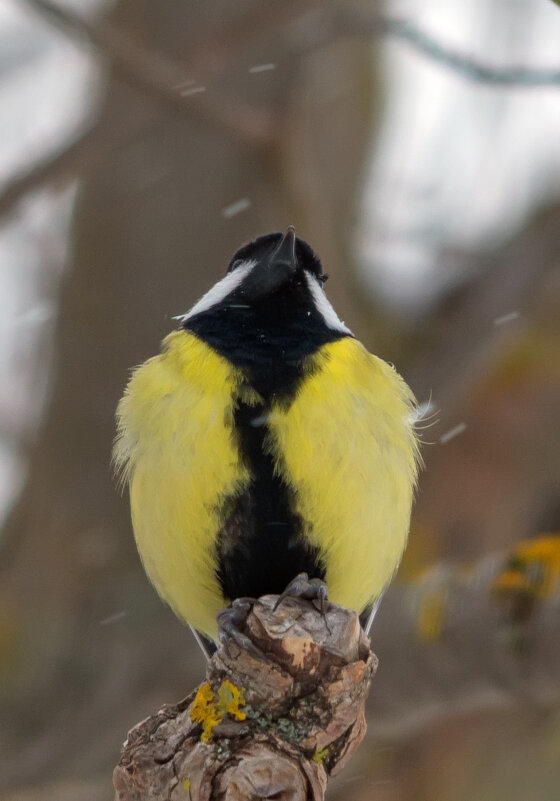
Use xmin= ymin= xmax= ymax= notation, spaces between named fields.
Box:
xmin=217 ymin=597 xmax=264 ymax=660
xmin=273 ymin=572 xmax=330 ymax=632
xmin=217 ymin=575 xmax=330 ymax=658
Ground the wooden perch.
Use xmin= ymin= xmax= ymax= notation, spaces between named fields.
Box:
xmin=113 ymin=595 xmax=376 ymax=800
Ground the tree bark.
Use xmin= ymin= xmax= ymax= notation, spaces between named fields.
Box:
xmin=114 ymin=596 xmax=375 ymax=801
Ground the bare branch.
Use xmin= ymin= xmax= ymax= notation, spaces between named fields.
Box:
xmin=405 ymin=202 xmax=560 ymax=413
xmin=10 ymin=0 xmax=559 ymax=220
xmin=113 ymin=596 xmax=375 ymax=801
xmin=113 ymin=535 xmax=560 ymax=798
xmin=382 ymin=17 xmax=560 ymax=87
xmin=4 ymin=0 xmax=301 ymax=217
xmin=335 ymin=8 xmax=560 ymax=88
xmin=21 ymin=0 xmax=275 ymax=147
xmin=0 ymin=118 xmax=103 ymax=219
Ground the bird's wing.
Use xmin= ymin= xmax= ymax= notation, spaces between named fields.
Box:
xmin=267 ymin=337 xmax=420 ymax=614
xmin=114 ymin=331 xmax=252 ymax=640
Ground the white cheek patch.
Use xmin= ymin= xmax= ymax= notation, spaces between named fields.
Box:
xmin=305 ymin=273 xmax=353 ymax=334
xmin=174 ymin=260 xmax=256 ymax=322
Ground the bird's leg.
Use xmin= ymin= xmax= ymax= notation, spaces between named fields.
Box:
xmin=273 ymin=572 xmax=330 ymax=632
xmin=188 ymin=625 xmax=216 ymax=661
xmin=217 ymin=597 xmax=264 ymax=659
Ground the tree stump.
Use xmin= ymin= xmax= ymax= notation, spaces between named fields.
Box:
xmin=113 ymin=595 xmax=376 ymax=800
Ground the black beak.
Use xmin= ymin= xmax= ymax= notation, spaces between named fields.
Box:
xmin=241 ymin=226 xmax=299 ymax=299
xmin=269 ymin=226 xmax=297 ymax=272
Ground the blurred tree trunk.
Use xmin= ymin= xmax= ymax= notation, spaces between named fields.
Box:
xmin=0 ymin=0 xmax=378 ymax=787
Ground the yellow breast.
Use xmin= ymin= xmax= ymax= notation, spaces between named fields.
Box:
xmin=114 ymin=332 xmax=419 ymax=640
xmin=267 ymin=337 xmax=419 ymax=614
xmin=114 ymin=332 xmax=258 ymax=636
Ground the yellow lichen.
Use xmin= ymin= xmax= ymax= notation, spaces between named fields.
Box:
xmin=189 ymin=680 xmax=246 ymax=742
xmin=190 ymin=682 xmax=215 ymax=724
xmin=312 ymin=747 xmax=329 ymax=763
xmin=217 ymin=679 xmax=246 ymax=721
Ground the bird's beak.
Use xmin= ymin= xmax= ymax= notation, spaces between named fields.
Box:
xmin=269 ymin=226 xmax=297 ymax=272
xmin=241 ymin=226 xmax=299 ymax=299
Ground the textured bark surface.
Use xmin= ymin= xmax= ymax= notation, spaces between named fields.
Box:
xmin=113 ymin=596 xmax=376 ymax=800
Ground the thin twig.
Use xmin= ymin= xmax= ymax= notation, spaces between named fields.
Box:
xmin=8 ymin=0 xmax=560 ymax=220
xmin=22 ymin=0 xmax=274 ymax=146
xmin=2 ymin=0 xmax=284 ymax=218
xmin=0 ymin=119 xmax=99 ymax=219
xmin=336 ymin=9 xmax=560 ymax=88
xmin=404 ymin=201 xmax=560 ymax=414
xmin=382 ymin=17 xmax=560 ymax=87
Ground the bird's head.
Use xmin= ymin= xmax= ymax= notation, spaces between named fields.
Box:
xmin=178 ymin=226 xmax=351 ymax=336
xmin=226 ymin=226 xmax=324 ymax=299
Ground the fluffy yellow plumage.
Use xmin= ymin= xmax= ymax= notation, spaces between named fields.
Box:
xmin=115 ymin=229 xmax=420 ymax=643
xmin=115 ymin=331 xmax=419 ymax=641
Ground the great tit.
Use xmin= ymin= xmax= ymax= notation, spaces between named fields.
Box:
xmin=114 ymin=227 xmax=420 ymax=647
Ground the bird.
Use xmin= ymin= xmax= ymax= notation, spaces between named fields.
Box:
xmin=114 ymin=227 xmax=420 ymax=650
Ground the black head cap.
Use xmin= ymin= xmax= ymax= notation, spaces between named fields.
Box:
xmin=227 ymin=227 xmax=326 ymax=284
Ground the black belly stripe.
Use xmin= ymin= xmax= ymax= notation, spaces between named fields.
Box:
xmin=184 ymin=281 xmax=351 ymax=600
xmin=215 ymin=397 xmax=325 ymax=602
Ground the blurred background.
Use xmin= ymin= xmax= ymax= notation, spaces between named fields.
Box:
xmin=1 ymin=0 xmax=560 ymax=798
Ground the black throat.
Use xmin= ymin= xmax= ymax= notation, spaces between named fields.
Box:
xmin=183 ymin=277 xmax=349 ymax=399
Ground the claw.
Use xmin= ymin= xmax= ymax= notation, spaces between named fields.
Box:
xmin=217 ymin=598 xmax=264 ymax=660
xmin=273 ymin=572 xmax=330 ymax=633
xmin=273 ymin=572 xmax=328 ymax=610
